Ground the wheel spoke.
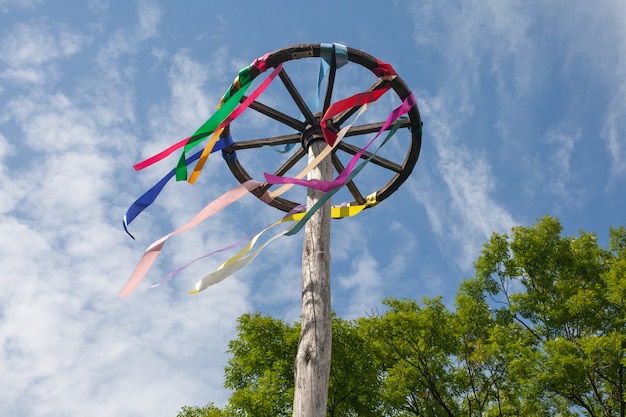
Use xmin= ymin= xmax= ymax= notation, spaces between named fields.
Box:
xmin=231 ymin=133 xmax=300 ymax=150
xmin=243 ymin=95 xmax=307 ymax=131
xmin=331 ymin=153 xmax=365 ymax=204
xmin=271 ymin=147 xmax=308 ymax=177
xmin=278 ymin=67 xmax=316 ymax=125
xmin=336 ymin=142 xmax=403 ymax=173
xmin=343 ymin=119 xmax=411 ymax=138
xmin=240 ymin=146 xmax=307 ymax=196
xmin=222 ymin=44 xmax=422 ymax=213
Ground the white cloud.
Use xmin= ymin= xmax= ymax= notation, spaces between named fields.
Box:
xmin=338 ymin=249 xmax=383 ymax=319
xmin=95 ymin=2 xmax=161 ymax=81
xmin=137 ymin=1 xmax=161 ymax=41
xmin=166 ymin=52 xmax=214 ymax=130
xmin=385 ymin=220 xmax=417 ymax=277
xmin=602 ymin=94 xmax=626 ymax=182
xmin=0 ymin=4 xmax=255 ymax=416
xmin=540 ymin=0 xmax=626 ymax=184
xmin=0 ymin=22 xmax=86 ymax=85
xmin=0 ymin=133 xmax=24 ymax=213
xmin=410 ymin=93 xmax=515 ymax=271
xmin=7 ymin=92 xmax=124 ymax=151
xmin=0 ymin=0 xmax=43 ymax=12
xmin=0 ymin=132 xmax=12 ymax=158
xmin=542 ymin=127 xmax=586 ymax=206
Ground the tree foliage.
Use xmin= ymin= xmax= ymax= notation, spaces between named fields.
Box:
xmin=217 ymin=312 xmax=384 ymax=416
xmin=176 ymin=403 xmax=233 ymax=417
xmin=224 ymin=313 xmax=297 ymax=416
xmin=178 ymin=216 xmax=626 ymax=417
xmin=474 ymin=216 xmax=626 ymax=416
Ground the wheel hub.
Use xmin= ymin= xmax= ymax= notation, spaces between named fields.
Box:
xmin=300 ymin=122 xmax=326 ymax=151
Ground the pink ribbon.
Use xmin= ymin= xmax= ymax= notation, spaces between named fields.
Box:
xmin=133 ymin=137 xmax=189 ymax=171
xmin=131 ymin=60 xmax=280 ymax=172
xmin=264 ymin=93 xmax=415 ymax=192
xmin=219 ymin=63 xmax=282 ymax=129
xmin=119 ymin=180 xmax=269 ymax=297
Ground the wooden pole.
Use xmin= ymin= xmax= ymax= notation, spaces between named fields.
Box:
xmin=292 ymin=139 xmax=332 ymax=417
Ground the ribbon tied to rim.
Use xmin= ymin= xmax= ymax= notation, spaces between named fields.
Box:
xmin=120 ymin=43 xmax=422 ymax=297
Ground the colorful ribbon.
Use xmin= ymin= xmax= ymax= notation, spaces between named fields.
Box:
xmin=264 ymin=93 xmax=416 ymax=192
xmin=130 ymin=55 xmax=272 ymax=175
xmin=187 ymin=63 xmax=284 ymax=184
xmin=269 ymin=43 xmax=348 ymax=154
xmin=320 ymin=84 xmax=392 ymax=147
xmin=165 ymin=113 xmax=413 ymax=293
xmin=372 ymin=59 xmax=397 ymax=77
xmin=188 ymin=199 xmax=376 ymax=294
xmin=187 ymin=128 xmax=225 ymax=185
xmin=308 ymin=43 xmax=348 ymax=112
xmin=154 ymin=199 xmax=371 ymax=290
xmin=286 ymin=116 xmax=412 ymax=237
xmin=121 ymin=47 xmax=417 ymax=296
xmin=176 ymin=62 xmax=281 ymax=181
xmin=190 ymin=221 xmax=297 ymax=293
xmin=119 ymin=180 xmax=269 ymax=298
xmin=176 ymin=112 xmax=412 ymax=294
xmin=123 ymin=64 xmax=284 ymax=234
xmin=123 ymin=137 xmax=230 ymax=238
xmin=266 ymin=101 xmax=370 ymax=200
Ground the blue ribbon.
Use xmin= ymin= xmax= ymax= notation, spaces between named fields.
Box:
xmin=123 ymin=136 xmax=231 ymax=239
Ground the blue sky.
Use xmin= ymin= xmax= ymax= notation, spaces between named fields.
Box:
xmin=1 ymin=0 xmax=625 ymax=416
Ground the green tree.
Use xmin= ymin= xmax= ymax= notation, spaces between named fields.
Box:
xmin=363 ymin=297 xmax=462 ymax=416
xmin=176 ymin=403 xmax=233 ymax=417
xmin=178 ymin=217 xmax=626 ymax=417
xmin=326 ymin=317 xmax=385 ymax=416
xmin=362 ymin=293 xmax=545 ymax=416
xmin=455 ymin=277 xmax=512 ymax=416
xmin=456 ymin=273 xmax=576 ymax=416
xmin=222 ymin=312 xmax=384 ymax=416
xmin=474 ymin=216 xmax=626 ymax=416
xmin=224 ymin=313 xmax=298 ymax=416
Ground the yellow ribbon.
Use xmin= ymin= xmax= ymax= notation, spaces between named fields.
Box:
xmin=188 ymin=127 xmax=224 ymax=185
xmin=189 ymin=193 xmax=378 ymax=294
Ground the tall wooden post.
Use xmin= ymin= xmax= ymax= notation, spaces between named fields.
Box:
xmin=293 ymin=139 xmax=332 ymax=417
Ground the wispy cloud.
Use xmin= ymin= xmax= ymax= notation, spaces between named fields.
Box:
xmin=404 ymin=0 xmax=626 ymax=270
xmin=338 ymin=249 xmax=383 ymax=319
xmin=540 ymin=1 xmax=626 ymax=184
xmin=95 ymin=2 xmax=161 ymax=81
xmin=0 ymin=3 xmax=256 ymax=416
xmin=602 ymin=94 xmax=626 ymax=182
xmin=0 ymin=22 xmax=86 ymax=85
xmin=410 ymin=94 xmax=515 ymax=271
xmin=2 ymin=2 xmax=625 ymax=416
xmin=0 ymin=0 xmax=43 ymax=13
xmin=543 ymin=127 xmax=583 ymax=205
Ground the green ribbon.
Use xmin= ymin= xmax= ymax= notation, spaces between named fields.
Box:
xmin=175 ymin=66 xmax=253 ymax=181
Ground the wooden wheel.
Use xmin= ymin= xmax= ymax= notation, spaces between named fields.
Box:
xmin=221 ymin=43 xmax=422 ymax=213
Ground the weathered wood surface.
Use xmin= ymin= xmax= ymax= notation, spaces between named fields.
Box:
xmin=292 ymin=139 xmax=332 ymax=417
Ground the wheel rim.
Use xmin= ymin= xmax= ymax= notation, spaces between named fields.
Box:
xmin=221 ymin=43 xmax=422 ymax=213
